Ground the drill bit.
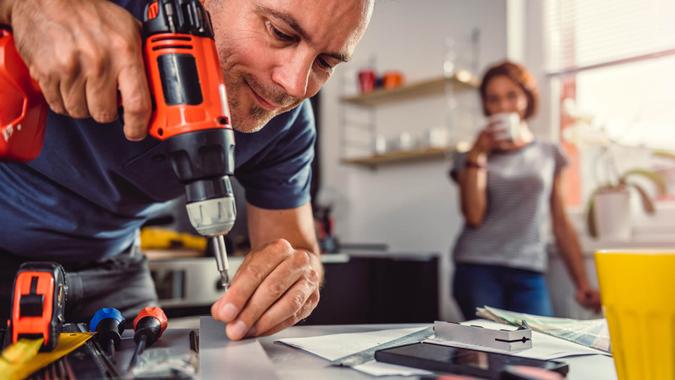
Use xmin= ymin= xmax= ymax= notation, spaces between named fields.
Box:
xmin=213 ymin=235 xmax=230 ymax=290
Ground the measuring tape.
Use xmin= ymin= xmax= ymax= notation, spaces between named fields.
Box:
xmin=0 ymin=332 xmax=93 ymax=380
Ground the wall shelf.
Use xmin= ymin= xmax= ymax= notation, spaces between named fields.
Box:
xmin=341 ymin=147 xmax=451 ymax=167
xmin=340 ymin=71 xmax=479 ymax=107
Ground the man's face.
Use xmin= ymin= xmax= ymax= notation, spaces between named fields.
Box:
xmin=206 ymin=0 xmax=372 ymax=133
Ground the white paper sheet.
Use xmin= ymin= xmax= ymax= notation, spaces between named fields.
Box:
xmin=277 ymin=326 xmax=433 ymax=376
xmin=278 ymin=326 xmax=426 ymax=361
xmin=425 ymin=320 xmax=609 ymax=360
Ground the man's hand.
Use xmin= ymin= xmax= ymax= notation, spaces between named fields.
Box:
xmin=6 ymin=0 xmax=151 ymax=140
xmin=575 ymin=285 xmax=602 ymax=313
xmin=211 ymin=239 xmax=322 ymax=340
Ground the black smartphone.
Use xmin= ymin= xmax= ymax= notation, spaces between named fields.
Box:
xmin=374 ymin=342 xmax=569 ymax=378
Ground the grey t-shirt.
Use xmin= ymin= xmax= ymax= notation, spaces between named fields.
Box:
xmin=450 ymin=140 xmax=568 ymax=272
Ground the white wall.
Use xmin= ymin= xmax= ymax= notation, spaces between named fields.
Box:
xmin=319 ymin=0 xmax=508 ymax=321
xmin=521 ymin=0 xmax=555 ymax=139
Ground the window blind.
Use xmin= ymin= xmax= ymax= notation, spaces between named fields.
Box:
xmin=545 ymin=0 xmax=675 ymax=74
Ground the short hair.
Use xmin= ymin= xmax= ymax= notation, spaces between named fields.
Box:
xmin=479 ymin=60 xmax=539 ymax=120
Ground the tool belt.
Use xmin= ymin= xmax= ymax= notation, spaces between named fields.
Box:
xmin=0 ymin=245 xmax=158 ymax=325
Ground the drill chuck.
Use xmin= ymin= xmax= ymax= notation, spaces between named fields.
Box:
xmin=164 ymin=129 xmax=237 ymax=236
xmin=186 ymin=193 xmax=236 ymax=237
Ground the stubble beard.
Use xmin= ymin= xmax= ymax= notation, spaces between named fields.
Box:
xmin=220 ymin=64 xmax=301 ymax=134
xmin=224 ymin=73 xmax=275 ymax=133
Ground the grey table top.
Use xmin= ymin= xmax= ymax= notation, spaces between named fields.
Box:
xmin=261 ymin=324 xmax=616 ymax=380
xmin=130 ymin=319 xmax=617 ymax=380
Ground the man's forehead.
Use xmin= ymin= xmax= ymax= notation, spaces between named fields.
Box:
xmin=255 ymin=0 xmax=371 ymax=58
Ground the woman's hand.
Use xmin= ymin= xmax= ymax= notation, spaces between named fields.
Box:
xmin=575 ymin=285 xmax=602 ymax=313
xmin=468 ymin=129 xmax=494 ymax=163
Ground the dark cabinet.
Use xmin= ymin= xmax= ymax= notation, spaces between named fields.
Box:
xmin=303 ymin=255 xmax=439 ymax=325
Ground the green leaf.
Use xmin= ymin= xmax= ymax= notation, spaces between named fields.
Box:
xmin=626 ymin=183 xmax=656 ymax=214
xmin=619 ymin=168 xmax=668 ymax=196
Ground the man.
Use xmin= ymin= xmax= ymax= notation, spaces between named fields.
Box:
xmin=0 ymin=0 xmax=373 ymax=341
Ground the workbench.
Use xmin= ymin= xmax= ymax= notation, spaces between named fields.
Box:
xmin=127 ymin=318 xmax=618 ymax=380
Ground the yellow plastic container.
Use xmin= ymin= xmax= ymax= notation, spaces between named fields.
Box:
xmin=595 ymin=250 xmax=675 ymax=380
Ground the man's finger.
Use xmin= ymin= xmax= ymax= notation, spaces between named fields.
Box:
xmin=253 ymin=281 xmax=318 ymax=337
xmin=255 ymin=291 xmax=320 ymax=337
xmin=61 ymin=74 xmax=90 ymax=119
xmin=38 ymin=75 xmax=66 ymax=115
xmin=117 ymin=60 xmax=151 ymax=141
xmin=211 ymin=239 xmax=293 ymax=323
xmin=86 ymin=69 xmax=118 ymax=123
xmin=225 ymin=251 xmax=310 ymax=340
xmin=227 ymin=251 xmax=317 ymax=339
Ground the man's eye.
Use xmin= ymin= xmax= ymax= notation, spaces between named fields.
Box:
xmin=267 ymin=22 xmax=295 ymax=42
xmin=316 ymin=57 xmax=334 ymax=71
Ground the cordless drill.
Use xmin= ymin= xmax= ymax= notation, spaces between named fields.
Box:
xmin=0 ymin=0 xmax=236 ymax=287
xmin=142 ymin=0 xmax=235 ymax=287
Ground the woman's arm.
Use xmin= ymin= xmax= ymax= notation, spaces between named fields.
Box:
xmin=550 ymin=173 xmax=601 ymax=311
xmin=455 ymin=131 xmax=492 ymax=228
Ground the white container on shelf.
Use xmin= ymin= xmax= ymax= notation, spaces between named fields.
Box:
xmin=374 ymin=135 xmax=388 ymax=154
xmin=421 ymin=126 xmax=450 ymax=149
xmin=388 ymin=132 xmax=416 ymax=152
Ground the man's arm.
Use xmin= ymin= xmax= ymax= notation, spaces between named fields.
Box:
xmin=211 ymin=202 xmax=322 ymax=340
xmin=247 ymin=202 xmax=320 ymax=257
xmin=551 ymin=174 xmax=601 ymax=312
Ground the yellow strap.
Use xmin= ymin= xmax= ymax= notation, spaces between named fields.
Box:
xmin=0 ymin=332 xmax=94 ymax=380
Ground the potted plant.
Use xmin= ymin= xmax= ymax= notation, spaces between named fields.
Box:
xmin=560 ymin=98 xmax=669 ymax=239
xmin=586 ymin=168 xmax=668 ymax=239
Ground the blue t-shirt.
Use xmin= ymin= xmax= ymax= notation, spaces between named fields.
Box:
xmin=0 ymin=0 xmax=315 ymax=261
xmin=0 ymin=100 xmax=315 ymax=261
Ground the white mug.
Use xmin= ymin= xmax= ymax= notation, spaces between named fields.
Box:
xmin=487 ymin=112 xmax=521 ymax=142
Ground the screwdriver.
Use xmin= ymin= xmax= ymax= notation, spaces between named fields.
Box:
xmin=213 ymin=235 xmax=230 ymax=290
xmin=127 ymin=306 xmax=168 ymax=373
xmin=89 ymin=307 xmax=125 ymax=363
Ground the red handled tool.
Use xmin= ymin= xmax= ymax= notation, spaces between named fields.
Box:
xmin=126 ymin=306 xmax=168 ymax=372
xmin=9 ymin=262 xmax=67 ymax=351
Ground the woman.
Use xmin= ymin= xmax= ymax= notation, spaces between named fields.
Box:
xmin=450 ymin=60 xmax=601 ymax=319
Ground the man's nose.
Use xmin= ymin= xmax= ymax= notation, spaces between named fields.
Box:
xmin=271 ymin=51 xmax=313 ymax=100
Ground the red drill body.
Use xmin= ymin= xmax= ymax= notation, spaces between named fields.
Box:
xmin=0 ymin=28 xmax=48 ymax=161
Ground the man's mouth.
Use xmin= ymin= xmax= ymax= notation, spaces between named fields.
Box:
xmin=244 ymin=78 xmax=279 ymax=111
